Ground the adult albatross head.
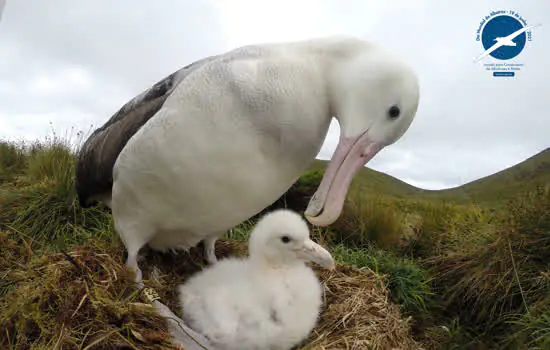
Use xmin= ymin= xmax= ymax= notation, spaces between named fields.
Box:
xmin=305 ymin=49 xmax=419 ymax=226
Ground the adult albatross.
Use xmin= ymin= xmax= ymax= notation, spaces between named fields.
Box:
xmin=76 ymin=35 xmax=419 ymax=283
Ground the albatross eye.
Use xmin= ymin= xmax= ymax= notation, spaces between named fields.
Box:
xmin=388 ymin=105 xmax=401 ymax=119
xmin=281 ymin=236 xmax=291 ymax=243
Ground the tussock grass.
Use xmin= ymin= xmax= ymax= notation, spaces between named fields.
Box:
xmin=427 ymin=185 xmax=550 ymax=346
xmin=0 ymin=141 xmax=28 ymax=183
xmin=0 ymin=233 xmax=421 ymax=350
xmin=0 ymin=136 xmax=113 ymax=250
xmin=331 ymin=192 xmax=403 ymax=249
xmin=404 ymin=200 xmax=458 ymax=257
xmin=4 ymin=182 xmax=113 ymax=249
xmin=25 ymin=137 xmax=76 ymax=197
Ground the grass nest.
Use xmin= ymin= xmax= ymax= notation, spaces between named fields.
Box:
xmin=0 ymin=232 xmax=420 ymax=350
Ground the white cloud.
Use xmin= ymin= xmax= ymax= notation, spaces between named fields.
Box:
xmin=0 ymin=0 xmax=548 ymax=190
xmin=210 ymin=0 xmax=426 ymax=48
xmin=28 ymin=66 xmax=93 ymax=96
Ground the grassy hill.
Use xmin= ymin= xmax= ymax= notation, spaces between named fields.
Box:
xmin=308 ymin=158 xmax=422 ymax=198
xmin=434 ymin=147 xmax=550 ymax=204
xmin=301 ymin=147 xmax=550 ymax=206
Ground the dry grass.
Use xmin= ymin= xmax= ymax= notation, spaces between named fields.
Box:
xmin=0 ymin=232 xmax=175 ymax=350
xmin=302 ymin=265 xmax=419 ymax=350
xmin=0 ymin=232 xmax=421 ymax=350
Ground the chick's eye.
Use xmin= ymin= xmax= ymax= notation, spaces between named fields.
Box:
xmin=281 ymin=236 xmax=291 ymax=243
xmin=388 ymin=105 xmax=400 ymax=119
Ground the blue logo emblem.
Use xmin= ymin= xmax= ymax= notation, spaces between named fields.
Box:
xmin=481 ymin=15 xmax=526 ymax=60
xmin=474 ymin=10 xmax=540 ymax=76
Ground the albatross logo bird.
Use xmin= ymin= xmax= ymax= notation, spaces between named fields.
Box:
xmin=474 ymin=23 xmax=541 ymax=62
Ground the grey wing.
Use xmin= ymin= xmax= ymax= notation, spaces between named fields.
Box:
xmin=74 ymin=55 xmax=220 ymax=208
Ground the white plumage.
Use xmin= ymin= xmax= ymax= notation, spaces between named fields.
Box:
xmin=105 ymin=36 xmax=419 ymax=286
xmin=177 ymin=209 xmax=335 ymax=350
xmin=74 ymin=35 xmax=420 ymax=348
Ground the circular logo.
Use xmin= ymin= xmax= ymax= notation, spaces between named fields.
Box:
xmin=481 ymin=15 xmax=526 ymax=60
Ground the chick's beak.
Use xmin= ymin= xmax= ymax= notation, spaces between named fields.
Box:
xmin=296 ymin=239 xmax=336 ymax=270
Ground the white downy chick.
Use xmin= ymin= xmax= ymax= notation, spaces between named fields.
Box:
xmin=177 ymin=209 xmax=335 ymax=350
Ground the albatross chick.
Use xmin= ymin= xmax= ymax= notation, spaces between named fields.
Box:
xmin=177 ymin=209 xmax=335 ymax=350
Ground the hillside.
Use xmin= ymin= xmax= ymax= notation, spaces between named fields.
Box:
xmin=297 ymin=147 xmax=550 ymax=207
xmin=433 ymin=147 xmax=550 ymax=204
xmin=308 ymin=159 xmax=422 ymax=198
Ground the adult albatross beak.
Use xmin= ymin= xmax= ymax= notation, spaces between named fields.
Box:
xmin=296 ymin=239 xmax=335 ymax=270
xmin=305 ymin=131 xmax=383 ymax=227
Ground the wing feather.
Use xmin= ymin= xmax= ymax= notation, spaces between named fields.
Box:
xmin=74 ymin=55 xmax=219 ymax=207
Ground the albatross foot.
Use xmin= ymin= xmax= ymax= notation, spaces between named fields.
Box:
xmin=126 ymin=253 xmax=214 ymax=348
xmin=151 ymin=298 xmax=214 ymax=349
xmin=125 ymin=252 xmax=145 ymax=289
xmin=204 ymin=236 xmax=218 ymax=265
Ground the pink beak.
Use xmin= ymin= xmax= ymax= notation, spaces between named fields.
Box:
xmin=304 ymin=130 xmax=383 ymax=226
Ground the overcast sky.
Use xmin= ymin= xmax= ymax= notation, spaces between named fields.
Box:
xmin=0 ymin=0 xmax=548 ymax=190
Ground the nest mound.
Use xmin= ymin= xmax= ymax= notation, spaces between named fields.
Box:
xmin=0 ymin=232 xmax=420 ymax=349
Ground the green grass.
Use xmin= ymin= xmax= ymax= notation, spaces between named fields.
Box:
xmin=330 ymin=243 xmax=433 ymax=316
xmin=1 ymin=136 xmax=549 ymax=349
xmin=0 ymin=137 xmax=113 ymax=251
xmin=0 ymin=141 xmax=27 ymax=183
xmin=328 ymin=192 xmax=404 ymax=248
xmin=508 ymin=309 xmax=550 ymax=349
xmin=424 ymin=185 xmax=550 ymax=347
